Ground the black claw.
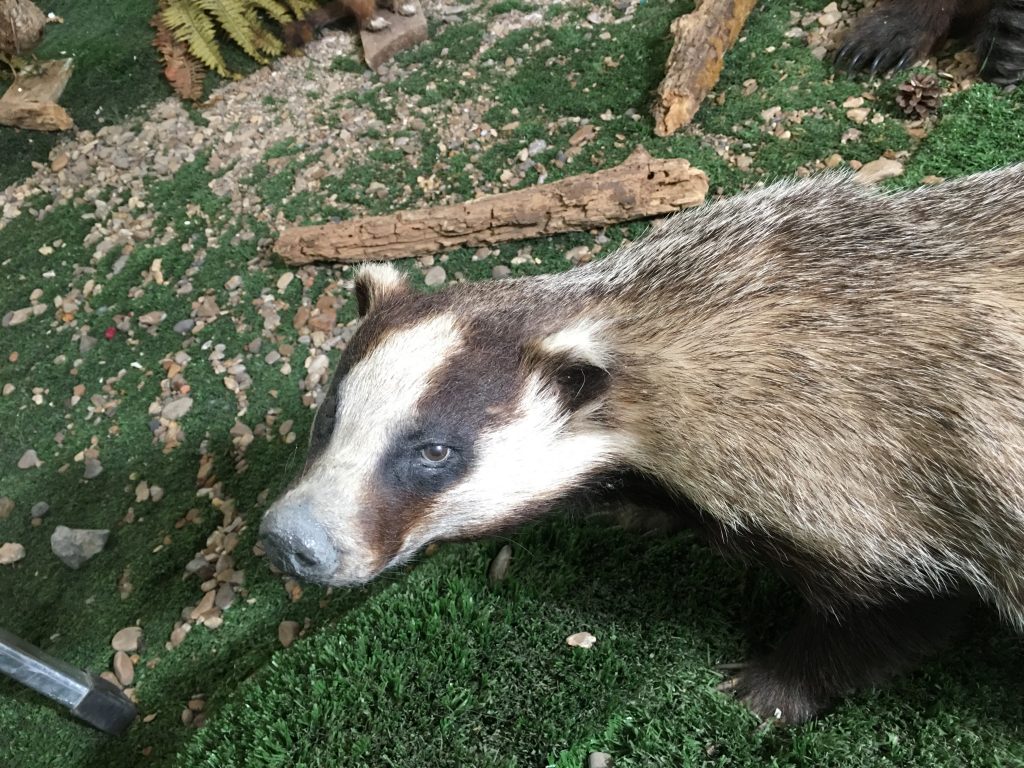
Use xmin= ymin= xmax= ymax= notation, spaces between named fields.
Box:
xmin=894 ymin=49 xmax=916 ymax=71
xmin=833 ymin=43 xmax=854 ymax=69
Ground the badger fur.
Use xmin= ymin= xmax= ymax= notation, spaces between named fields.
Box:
xmin=835 ymin=0 xmax=1024 ymax=85
xmin=260 ymin=164 xmax=1024 ymax=724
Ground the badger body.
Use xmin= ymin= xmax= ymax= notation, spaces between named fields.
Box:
xmin=836 ymin=0 xmax=1024 ymax=85
xmin=261 ymin=165 xmax=1024 ymax=723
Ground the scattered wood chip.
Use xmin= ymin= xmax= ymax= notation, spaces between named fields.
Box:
xmin=487 ymin=543 xmax=512 ymax=585
xmin=854 ymin=158 xmax=905 ymax=185
xmin=17 ymin=449 xmax=41 ymax=469
xmin=278 ymin=620 xmax=300 ymax=647
xmin=0 ymin=542 xmax=26 ymax=565
xmin=566 ymin=631 xmax=597 ymax=649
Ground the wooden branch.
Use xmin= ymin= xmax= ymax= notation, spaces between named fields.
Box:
xmin=652 ymin=0 xmax=757 ymax=137
xmin=274 ymin=146 xmax=709 ymax=266
xmin=0 ymin=58 xmax=74 ymax=131
xmin=360 ymin=2 xmax=428 ymax=72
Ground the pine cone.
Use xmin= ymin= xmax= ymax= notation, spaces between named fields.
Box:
xmin=895 ymin=74 xmax=942 ymax=118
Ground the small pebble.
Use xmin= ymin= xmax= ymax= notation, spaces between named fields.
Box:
xmin=30 ymin=502 xmax=49 ymax=519
xmin=0 ymin=542 xmax=26 ymax=565
xmin=111 ymin=626 xmax=143 ymax=652
xmin=278 ymin=620 xmax=300 ymax=647
xmin=17 ymin=449 xmax=42 ymax=470
xmin=424 ymin=266 xmax=447 ymax=287
xmin=588 ymin=753 xmax=613 ymax=768
xmin=51 ymin=526 xmax=109 ymax=569
xmin=112 ymin=650 xmax=134 ymax=687
xmin=566 ymin=631 xmax=597 ymax=649
xmin=0 ymin=497 xmax=14 ymax=519
xmin=491 ymin=265 xmax=511 ymax=279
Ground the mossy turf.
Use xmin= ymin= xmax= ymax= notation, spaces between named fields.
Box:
xmin=3 ymin=1 xmax=1024 ymax=766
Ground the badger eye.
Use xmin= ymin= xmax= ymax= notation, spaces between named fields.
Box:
xmin=419 ymin=444 xmax=451 ymax=464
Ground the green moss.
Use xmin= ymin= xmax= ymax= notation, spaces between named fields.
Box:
xmin=4 ymin=1 xmax=1024 ymax=766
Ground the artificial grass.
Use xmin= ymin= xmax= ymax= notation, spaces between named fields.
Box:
xmin=2 ymin=0 xmax=1024 ymax=766
xmin=0 ymin=0 xmax=169 ymax=190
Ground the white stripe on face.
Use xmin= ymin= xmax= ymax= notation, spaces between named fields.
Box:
xmin=413 ymin=374 xmax=632 ymax=546
xmin=277 ymin=312 xmax=464 ymax=582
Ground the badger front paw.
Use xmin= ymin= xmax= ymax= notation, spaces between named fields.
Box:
xmin=716 ymin=661 xmax=834 ymax=726
xmin=833 ymin=8 xmax=938 ymax=76
xmin=977 ymin=4 xmax=1024 ymax=86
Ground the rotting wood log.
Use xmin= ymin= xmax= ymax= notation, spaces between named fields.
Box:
xmin=652 ymin=0 xmax=758 ymax=137
xmin=0 ymin=57 xmax=73 ymax=131
xmin=274 ymin=146 xmax=709 ymax=265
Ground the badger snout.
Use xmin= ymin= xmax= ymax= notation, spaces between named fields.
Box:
xmin=259 ymin=503 xmax=340 ymax=583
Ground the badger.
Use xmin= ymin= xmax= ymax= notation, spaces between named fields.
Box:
xmin=260 ymin=164 xmax=1024 ymax=724
xmin=835 ymin=0 xmax=1024 ymax=85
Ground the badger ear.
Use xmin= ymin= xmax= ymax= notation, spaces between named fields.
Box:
xmin=354 ymin=263 xmax=409 ymax=317
xmin=525 ymin=324 xmax=612 ymax=411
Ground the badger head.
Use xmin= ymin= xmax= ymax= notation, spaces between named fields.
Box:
xmin=258 ymin=263 xmax=634 ymax=586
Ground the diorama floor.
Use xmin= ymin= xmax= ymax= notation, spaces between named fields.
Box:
xmin=1 ymin=1 xmax=1023 ymax=766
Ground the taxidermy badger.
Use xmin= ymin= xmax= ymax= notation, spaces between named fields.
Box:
xmin=836 ymin=0 xmax=1024 ymax=84
xmin=261 ymin=164 xmax=1024 ymax=724
xmin=282 ymin=0 xmax=416 ymax=49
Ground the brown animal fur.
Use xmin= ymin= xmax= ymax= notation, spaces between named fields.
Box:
xmin=261 ymin=165 xmax=1024 ymax=724
xmin=282 ymin=0 xmax=402 ymax=50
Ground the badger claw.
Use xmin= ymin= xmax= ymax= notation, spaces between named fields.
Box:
xmin=366 ymin=15 xmax=390 ymax=31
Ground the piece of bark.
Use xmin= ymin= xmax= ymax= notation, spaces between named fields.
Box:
xmin=0 ymin=57 xmax=74 ymax=131
xmin=360 ymin=2 xmax=428 ymax=72
xmin=652 ymin=0 xmax=758 ymax=137
xmin=274 ymin=146 xmax=709 ymax=265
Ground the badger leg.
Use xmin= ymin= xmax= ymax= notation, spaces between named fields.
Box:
xmin=717 ymin=593 xmax=970 ymax=725
xmin=833 ymin=0 xmax=988 ymax=76
xmin=977 ymin=0 xmax=1024 ymax=84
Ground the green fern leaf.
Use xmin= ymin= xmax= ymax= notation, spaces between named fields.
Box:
xmin=247 ymin=0 xmax=292 ymax=25
xmin=197 ymin=0 xmax=267 ymax=62
xmin=282 ymin=0 xmax=318 ymax=18
xmin=161 ymin=0 xmax=231 ymax=76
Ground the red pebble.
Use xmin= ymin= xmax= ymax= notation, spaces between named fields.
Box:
xmin=104 ymin=326 xmax=116 ymax=340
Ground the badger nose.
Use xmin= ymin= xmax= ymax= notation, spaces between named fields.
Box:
xmin=259 ymin=506 xmax=338 ymax=581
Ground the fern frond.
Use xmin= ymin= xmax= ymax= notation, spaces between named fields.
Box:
xmin=247 ymin=0 xmax=292 ymax=25
xmin=161 ymin=0 xmax=230 ymax=76
xmin=197 ymin=0 xmax=270 ymax=62
xmin=282 ymin=0 xmax=318 ymax=19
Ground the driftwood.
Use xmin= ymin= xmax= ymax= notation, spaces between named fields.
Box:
xmin=0 ymin=57 xmax=73 ymax=131
xmin=274 ymin=146 xmax=709 ymax=265
xmin=652 ymin=0 xmax=757 ymax=137
xmin=359 ymin=2 xmax=428 ymax=72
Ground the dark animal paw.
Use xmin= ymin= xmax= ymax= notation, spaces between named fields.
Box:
xmin=715 ymin=660 xmax=833 ymax=726
xmin=977 ymin=3 xmax=1024 ymax=86
xmin=834 ymin=9 xmax=937 ymax=77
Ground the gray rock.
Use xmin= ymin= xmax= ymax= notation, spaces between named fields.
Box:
xmin=50 ymin=526 xmax=110 ymax=569
xmin=83 ymin=457 xmax=104 ymax=479
xmin=491 ymin=265 xmax=512 ymax=279
xmin=527 ymin=138 xmax=548 ymax=156
xmin=424 ymin=266 xmax=447 ymax=287
xmin=30 ymin=502 xmax=49 ymax=519
xmin=173 ymin=318 xmax=196 ymax=334
xmin=162 ymin=396 xmax=194 ymax=421
xmin=587 ymin=753 xmax=613 ymax=768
